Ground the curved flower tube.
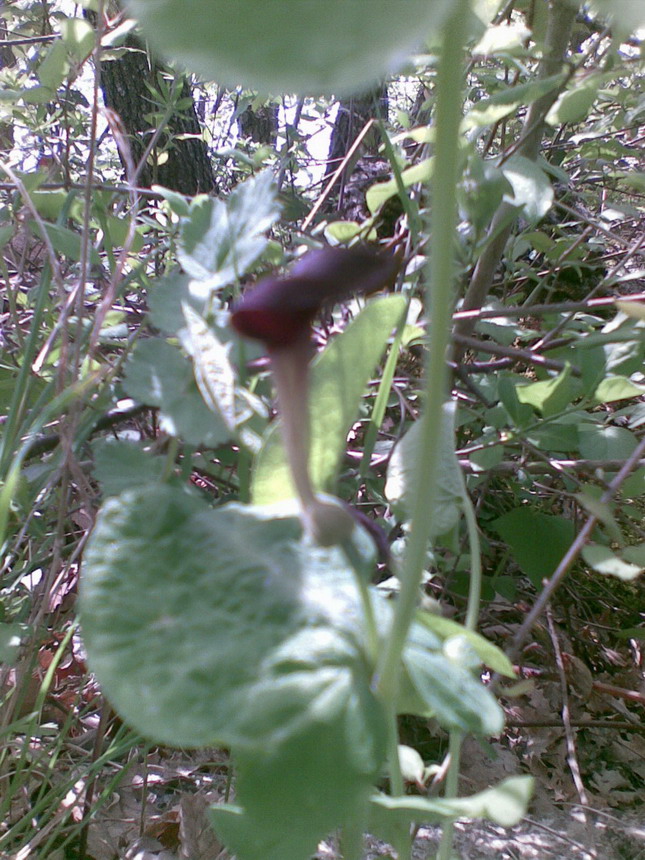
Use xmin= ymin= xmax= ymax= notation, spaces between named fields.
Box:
xmin=232 ymin=245 xmax=400 ymax=545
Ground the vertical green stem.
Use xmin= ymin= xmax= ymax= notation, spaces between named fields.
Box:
xmin=0 ymin=265 xmax=52 ymax=476
xmin=372 ymin=8 xmax=471 ymax=859
xmin=162 ymin=438 xmax=180 ymax=482
xmin=341 ymin=539 xmax=379 ymax=665
xmin=462 ymin=488 xmax=482 ymax=634
xmin=359 ymin=308 xmax=407 ymax=479
xmin=375 ymin=0 xmax=470 ymax=705
xmin=340 ymin=807 xmax=367 ymax=860
xmin=438 ymin=451 xmax=483 ymax=859
xmin=235 ymin=338 xmax=253 ymax=503
xmin=437 ymin=730 xmax=464 ymax=859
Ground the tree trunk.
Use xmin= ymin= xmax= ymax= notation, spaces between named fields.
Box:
xmin=325 ymin=85 xmax=388 ymax=180
xmin=237 ymin=102 xmax=278 ymax=144
xmin=97 ymin=30 xmax=216 ymax=194
xmin=0 ymin=20 xmax=16 ymax=152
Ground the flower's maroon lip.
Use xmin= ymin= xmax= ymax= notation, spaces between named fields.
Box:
xmin=231 ymin=245 xmax=401 ymax=348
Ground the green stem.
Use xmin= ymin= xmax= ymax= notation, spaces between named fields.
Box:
xmin=377 ymin=120 xmax=422 ymax=241
xmin=237 ymin=445 xmax=252 ymax=503
xmin=437 ymin=730 xmax=464 ymax=860
xmin=359 ymin=305 xmax=407 ymax=479
xmin=162 ymin=438 xmax=180 ymax=482
xmin=341 ymin=539 xmax=379 ymax=666
xmin=340 ymin=807 xmax=367 ymax=860
xmin=462 ymin=487 xmax=482 ymax=633
xmin=438 ymin=483 xmax=483 ymax=858
xmin=373 ymin=11 xmax=471 ymax=860
xmin=375 ymin=0 xmax=470 ymax=705
xmin=0 ymin=265 xmax=52 ymax=477
xmin=384 ymin=703 xmax=410 ymax=860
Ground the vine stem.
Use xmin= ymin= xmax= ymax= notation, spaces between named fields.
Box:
xmin=438 ymin=486 xmax=483 ymax=860
xmin=375 ymin=0 xmax=470 ymax=705
xmin=373 ymin=5 xmax=471 ymax=858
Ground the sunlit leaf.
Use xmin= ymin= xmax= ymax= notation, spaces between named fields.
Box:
xmin=546 ymin=79 xmax=600 ymax=126
xmin=37 ymin=40 xmax=68 ymax=91
xmin=178 ymin=171 xmax=279 ymax=291
xmin=594 ymin=375 xmax=645 ymax=404
xmin=182 ymin=303 xmax=236 ymax=432
xmin=582 ymin=544 xmax=643 ymax=581
xmin=501 ymin=155 xmax=554 ymax=223
xmin=366 ymin=158 xmax=433 ymax=215
xmin=81 ymin=489 xmax=386 ymax=860
xmin=473 ymin=22 xmax=530 ymax=56
xmin=385 ymin=403 xmax=463 ymax=537
xmin=252 ymin=295 xmax=406 ymax=504
xmin=369 ymin=776 xmax=534 ymax=832
xmin=415 ymin=612 xmax=516 ymax=678
xmin=515 ymin=365 xmax=573 ymax=417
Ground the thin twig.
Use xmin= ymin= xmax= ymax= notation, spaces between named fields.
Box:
xmin=301 ymin=119 xmax=375 ymax=231
xmin=453 ymin=332 xmax=581 ymax=375
xmin=452 ymin=292 xmax=645 ymax=321
xmin=507 ymin=720 xmax=645 ymax=731
xmin=546 ymin=606 xmax=589 ymax=806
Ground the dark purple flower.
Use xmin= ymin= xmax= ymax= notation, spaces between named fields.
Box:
xmin=231 ymin=245 xmax=400 ymax=347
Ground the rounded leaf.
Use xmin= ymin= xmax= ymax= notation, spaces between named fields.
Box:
xmin=79 ymin=487 xmax=377 ymax=749
xmin=125 ymin=0 xmax=449 ymax=96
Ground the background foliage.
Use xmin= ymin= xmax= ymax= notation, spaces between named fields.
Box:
xmin=1 ymin=0 xmax=644 ymax=858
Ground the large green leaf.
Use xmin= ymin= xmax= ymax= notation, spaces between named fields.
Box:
xmin=385 ymin=403 xmax=463 ymax=537
xmin=148 ymin=272 xmax=204 ymax=334
xmin=501 ymin=155 xmax=554 ymax=223
xmin=369 ymin=776 xmax=534 ymax=834
xmin=211 ymin=685 xmax=380 ymax=860
xmin=178 ymin=170 xmax=280 ymax=292
xmin=578 ymin=423 xmax=638 ymax=460
xmin=40 ymin=222 xmax=101 ymax=265
xmin=81 ymin=487 xmax=385 ymax=860
xmin=591 ymin=0 xmax=645 ymax=36
xmin=515 ymin=364 xmax=574 ymax=418
xmin=526 ymin=421 xmax=580 ymax=453
xmin=493 ymin=507 xmax=575 ymax=588
xmin=546 ymin=77 xmax=600 ymax=126
xmin=125 ymin=0 xmax=450 ymax=96
xmin=80 ymin=487 xmax=381 ymax=749
xmin=123 ymin=337 xmax=230 ymax=447
xmin=498 ymin=375 xmax=533 ymax=428
xmin=252 ymin=295 xmax=406 ymax=504
xmin=403 ymin=643 xmax=503 ymax=735
xmin=91 ymin=439 xmax=166 ymax=497
xmin=80 ymin=484 xmax=503 ymax=858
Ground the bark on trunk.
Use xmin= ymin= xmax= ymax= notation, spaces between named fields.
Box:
xmin=325 ymin=86 xmax=388 ymax=179
xmin=0 ymin=20 xmax=16 ymax=152
xmin=97 ymin=31 xmax=216 ymax=194
xmin=237 ymin=102 xmax=278 ymax=144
